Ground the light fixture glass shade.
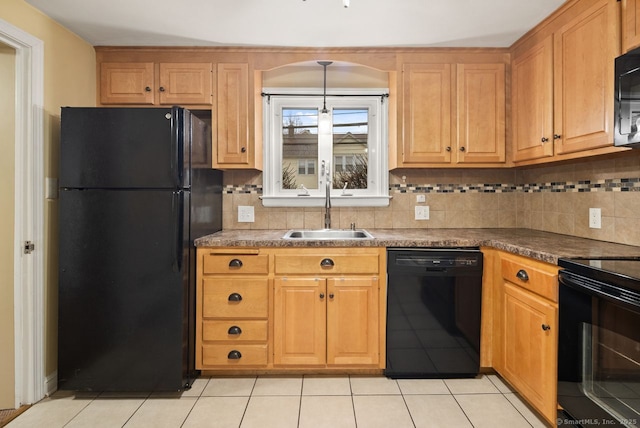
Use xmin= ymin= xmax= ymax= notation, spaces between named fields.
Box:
xmin=343 ymin=0 xmax=350 ymax=7
xmin=318 ymin=110 xmax=331 ymax=136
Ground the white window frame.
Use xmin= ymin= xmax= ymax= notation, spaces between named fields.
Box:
xmin=262 ymin=88 xmax=389 ymax=207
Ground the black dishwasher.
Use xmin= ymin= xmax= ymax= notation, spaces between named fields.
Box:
xmin=385 ymin=248 xmax=483 ymax=378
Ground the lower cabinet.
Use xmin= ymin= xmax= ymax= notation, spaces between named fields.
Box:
xmin=274 ymin=276 xmax=380 ymax=367
xmin=196 ymin=246 xmax=386 ymax=372
xmin=490 ymin=249 xmax=559 ymax=426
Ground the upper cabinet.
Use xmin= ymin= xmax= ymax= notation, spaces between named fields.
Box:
xmin=511 ymin=0 xmax=623 ymax=165
xmin=622 ymin=0 xmax=640 ymax=52
xmin=215 ymin=63 xmax=249 ymax=166
xmin=399 ymin=60 xmax=506 ymax=167
xmin=100 ymin=62 xmax=213 ymax=106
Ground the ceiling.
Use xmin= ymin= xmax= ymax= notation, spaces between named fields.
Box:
xmin=25 ymin=0 xmax=566 ymax=48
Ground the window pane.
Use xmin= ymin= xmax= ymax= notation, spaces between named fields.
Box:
xmin=332 ymin=108 xmax=368 ymax=190
xmin=282 ymin=108 xmax=318 ymax=190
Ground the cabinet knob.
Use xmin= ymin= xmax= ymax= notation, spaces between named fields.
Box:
xmin=516 ymin=269 xmax=529 ymax=281
xmin=320 ymin=293 xmax=325 ymax=299
xmin=229 ymin=258 xmax=243 ymax=268
xmin=541 ymin=137 xmax=549 ymax=143
xmin=144 ymin=86 xmax=151 ymax=92
xmin=159 ymin=86 xmax=166 ymax=92
xmin=459 ymin=146 xmax=465 ymax=152
xmin=320 ymin=258 xmax=335 ymax=268
xmin=554 ymin=134 xmax=562 ymax=140
xmin=329 ymin=293 xmax=334 ymax=299
xmin=228 ymin=293 xmax=243 ymax=302
xmin=228 ymin=326 xmax=242 ymax=335
xmin=241 ymin=147 xmax=247 ymax=153
xmin=446 ymin=146 xmax=451 ymax=152
xmin=227 ymin=350 xmax=242 ymax=359
xmin=541 ymin=324 xmax=551 ymax=331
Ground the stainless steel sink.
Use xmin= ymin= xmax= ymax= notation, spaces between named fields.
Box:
xmin=282 ymin=229 xmax=374 ymax=240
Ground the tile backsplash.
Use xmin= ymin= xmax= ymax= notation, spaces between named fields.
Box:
xmin=222 ymin=151 xmax=640 ymax=247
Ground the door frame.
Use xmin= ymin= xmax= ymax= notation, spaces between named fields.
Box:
xmin=0 ymin=18 xmax=45 ymax=407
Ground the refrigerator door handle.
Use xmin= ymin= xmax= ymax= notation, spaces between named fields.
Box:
xmin=170 ymin=108 xmax=183 ymax=188
xmin=172 ymin=191 xmax=183 ymax=272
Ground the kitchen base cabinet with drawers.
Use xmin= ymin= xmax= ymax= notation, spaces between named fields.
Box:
xmin=195 ymin=247 xmax=387 ymax=373
xmin=487 ymin=249 xmax=559 ymax=426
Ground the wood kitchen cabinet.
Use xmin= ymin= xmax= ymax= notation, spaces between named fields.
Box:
xmin=622 ymin=0 xmax=640 ymax=52
xmin=400 ymin=62 xmax=505 ymax=166
xmin=215 ymin=63 xmax=250 ymax=166
xmin=100 ymin=62 xmax=213 ymax=106
xmin=511 ymin=0 xmax=622 ymax=165
xmin=195 ymin=246 xmax=386 ymax=372
xmin=273 ymin=248 xmax=385 ymax=368
xmin=492 ymin=250 xmax=559 ymax=426
xmin=196 ymin=249 xmax=270 ymax=369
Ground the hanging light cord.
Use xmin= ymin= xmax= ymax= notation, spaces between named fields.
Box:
xmin=318 ymin=61 xmax=332 ymax=114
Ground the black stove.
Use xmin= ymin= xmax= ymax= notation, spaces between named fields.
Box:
xmin=557 ymin=257 xmax=640 ymax=428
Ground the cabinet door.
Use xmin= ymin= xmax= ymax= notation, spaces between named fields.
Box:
xmin=327 ymin=277 xmax=379 ymax=366
xmin=274 ymin=278 xmax=326 ymax=365
xmin=512 ymin=37 xmax=554 ymax=162
xmin=623 ymin=0 xmax=640 ymax=52
xmin=100 ymin=62 xmax=154 ymax=105
xmin=554 ymin=0 xmax=617 ymax=155
xmin=455 ymin=63 xmax=505 ymax=164
xmin=502 ymin=282 xmax=558 ymax=425
xmin=402 ymin=63 xmax=452 ymax=164
xmin=158 ymin=63 xmax=212 ymax=105
xmin=216 ymin=63 xmax=249 ymax=166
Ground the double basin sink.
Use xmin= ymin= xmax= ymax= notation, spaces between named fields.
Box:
xmin=282 ymin=229 xmax=374 ymax=240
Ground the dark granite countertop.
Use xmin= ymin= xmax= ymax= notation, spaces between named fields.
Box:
xmin=194 ymin=228 xmax=640 ymax=265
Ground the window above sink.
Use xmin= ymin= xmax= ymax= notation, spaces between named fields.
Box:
xmin=260 ymin=61 xmax=391 ymax=208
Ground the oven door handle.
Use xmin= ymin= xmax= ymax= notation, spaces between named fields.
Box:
xmin=559 ymin=271 xmax=640 ymax=311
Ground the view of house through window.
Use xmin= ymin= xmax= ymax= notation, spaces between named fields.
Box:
xmin=281 ymin=107 xmax=369 ymax=191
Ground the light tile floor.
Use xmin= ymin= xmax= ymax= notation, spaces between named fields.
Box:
xmin=6 ymin=374 xmax=549 ymax=428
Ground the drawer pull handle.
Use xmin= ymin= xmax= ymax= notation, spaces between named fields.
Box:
xmin=228 ymin=326 xmax=242 ymax=335
xmin=227 ymin=350 xmax=242 ymax=360
xmin=516 ymin=269 xmax=529 ymax=281
xmin=320 ymin=258 xmax=334 ymax=267
xmin=541 ymin=324 xmax=551 ymax=331
xmin=228 ymin=293 xmax=243 ymax=302
xmin=229 ymin=259 xmax=243 ymax=268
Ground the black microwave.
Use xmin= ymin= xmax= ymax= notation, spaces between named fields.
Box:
xmin=615 ymin=47 xmax=640 ymax=148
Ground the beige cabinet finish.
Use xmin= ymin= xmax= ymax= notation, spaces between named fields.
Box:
xmin=400 ymin=62 xmax=505 ymax=166
xmin=490 ymin=250 xmax=559 ymax=426
xmin=100 ymin=62 xmax=212 ymax=106
xmin=622 ymin=0 xmax=640 ymax=52
xmin=273 ymin=248 xmax=383 ymax=368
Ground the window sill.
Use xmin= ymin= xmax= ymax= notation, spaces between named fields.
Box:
xmin=260 ymin=195 xmax=391 ymax=208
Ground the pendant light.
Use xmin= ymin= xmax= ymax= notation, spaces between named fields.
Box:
xmin=318 ymin=61 xmax=332 ymax=136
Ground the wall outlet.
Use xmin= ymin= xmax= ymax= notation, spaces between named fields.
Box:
xmin=415 ymin=206 xmax=430 ymax=220
xmin=589 ymin=207 xmax=601 ymax=229
xmin=238 ymin=205 xmax=255 ymax=223
xmin=416 ymin=194 xmax=426 ymax=203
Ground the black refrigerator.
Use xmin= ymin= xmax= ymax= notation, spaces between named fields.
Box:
xmin=57 ymin=107 xmax=222 ymax=391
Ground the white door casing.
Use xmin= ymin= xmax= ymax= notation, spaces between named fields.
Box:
xmin=0 ymin=18 xmax=45 ymax=407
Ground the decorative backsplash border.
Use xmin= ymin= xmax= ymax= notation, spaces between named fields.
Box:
xmin=224 ymin=178 xmax=640 ymax=195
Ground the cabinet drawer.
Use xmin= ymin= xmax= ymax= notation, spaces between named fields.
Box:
xmin=202 ymin=344 xmax=268 ymax=367
xmin=501 ymin=256 xmax=558 ymax=302
xmin=203 ymin=253 xmax=269 ymax=275
xmin=274 ymin=254 xmax=379 ymax=275
xmin=202 ymin=278 xmax=268 ymax=318
xmin=202 ymin=320 xmax=268 ymax=342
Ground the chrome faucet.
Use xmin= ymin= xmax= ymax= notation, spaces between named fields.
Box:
xmin=324 ymin=162 xmax=331 ymax=229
